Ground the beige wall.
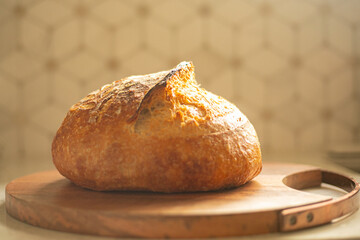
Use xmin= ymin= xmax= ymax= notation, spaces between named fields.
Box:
xmin=0 ymin=0 xmax=359 ymax=163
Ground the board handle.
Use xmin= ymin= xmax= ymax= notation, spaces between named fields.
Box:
xmin=280 ymin=170 xmax=360 ymax=232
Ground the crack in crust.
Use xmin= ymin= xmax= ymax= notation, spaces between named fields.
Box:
xmin=127 ymin=64 xmax=182 ymax=123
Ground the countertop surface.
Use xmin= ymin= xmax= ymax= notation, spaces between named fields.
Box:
xmin=1 ymin=152 xmax=360 ymax=240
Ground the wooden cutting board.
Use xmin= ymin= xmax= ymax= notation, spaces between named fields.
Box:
xmin=5 ymin=163 xmax=359 ymax=238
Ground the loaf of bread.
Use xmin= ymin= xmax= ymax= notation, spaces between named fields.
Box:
xmin=52 ymin=61 xmax=262 ymax=192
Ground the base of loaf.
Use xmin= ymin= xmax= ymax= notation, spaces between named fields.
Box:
xmin=53 ymin=121 xmax=261 ymax=192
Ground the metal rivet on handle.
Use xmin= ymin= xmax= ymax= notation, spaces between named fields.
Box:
xmin=290 ymin=216 xmax=297 ymax=225
xmin=307 ymin=212 xmax=314 ymax=222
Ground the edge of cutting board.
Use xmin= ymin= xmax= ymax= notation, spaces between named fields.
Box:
xmin=5 ymin=162 xmax=359 ymax=238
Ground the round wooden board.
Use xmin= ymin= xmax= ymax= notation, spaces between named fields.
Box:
xmin=5 ymin=163 xmax=340 ymax=238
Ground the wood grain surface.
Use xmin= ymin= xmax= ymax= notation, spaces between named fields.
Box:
xmin=5 ymin=163 xmax=359 ymax=238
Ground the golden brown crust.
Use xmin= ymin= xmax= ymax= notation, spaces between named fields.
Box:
xmin=52 ymin=61 xmax=262 ymax=192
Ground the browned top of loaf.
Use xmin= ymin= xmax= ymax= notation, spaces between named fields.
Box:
xmin=65 ymin=61 xmax=246 ymax=138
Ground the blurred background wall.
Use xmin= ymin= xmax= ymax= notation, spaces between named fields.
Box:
xmin=0 ymin=0 xmax=359 ymax=164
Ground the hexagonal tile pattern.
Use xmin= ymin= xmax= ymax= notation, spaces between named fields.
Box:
xmin=276 ymin=99 xmax=318 ymax=130
xmin=305 ymin=47 xmax=347 ymax=76
xmin=265 ymin=70 xmax=296 ymax=108
xmin=297 ymin=69 xmax=324 ymax=108
xmin=177 ymin=18 xmax=203 ymax=59
xmin=92 ymin=0 xmax=134 ymax=25
xmin=245 ymin=49 xmax=287 ymax=77
xmin=152 ymin=0 xmax=192 ymax=28
xmin=267 ymin=18 xmax=293 ymax=56
xmin=0 ymin=51 xmax=42 ymax=80
xmin=84 ymin=19 xmax=112 ymax=57
xmin=145 ymin=19 xmax=173 ymax=58
xmin=298 ymin=16 xmax=323 ymax=56
xmin=61 ymin=50 xmax=103 ymax=79
xmin=122 ymin=50 xmax=168 ymax=76
xmin=204 ymin=68 xmax=234 ymax=100
xmin=215 ymin=0 xmax=256 ymax=25
xmin=28 ymin=0 xmax=71 ymax=26
xmin=191 ymin=48 xmax=226 ymax=82
xmin=51 ymin=19 xmax=81 ymax=59
xmin=22 ymin=74 xmax=49 ymax=112
xmin=81 ymin=71 xmax=116 ymax=97
xmin=207 ymin=18 xmax=233 ymax=58
xmin=0 ymin=0 xmax=359 ymax=162
xmin=29 ymin=104 xmax=65 ymax=133
xmin=114 ymin=19 xmax=142 ymax=58
xmin=275 ymin=1 xmax=316 ymax=24
xmin=234 ymin=18 xmax=264 ymax=57
xmin=19 ymin=20 xmax=48 ymax=57
xmin=239 ymin=71 xmax=266 ymax=109
xmin=53 ymin=72 xmax=82 ymax=109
